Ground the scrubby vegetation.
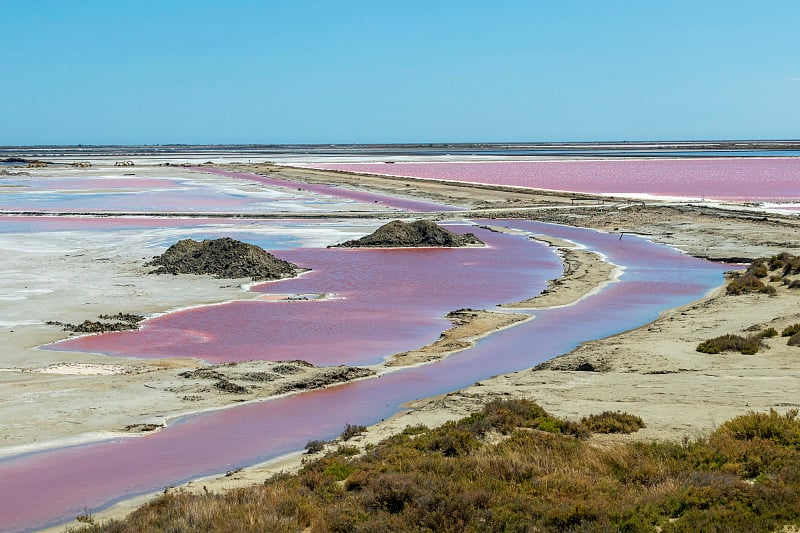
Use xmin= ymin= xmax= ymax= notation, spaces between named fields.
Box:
xmin=68 ymin=400 xmax=800 ymax=532
xmin=304 ymin=440 xmax=325 ymax=454
xmin=769 ymin=252 xmax=800 ymax=276
xmin=696 ymin=334 xmax=763 ymax=355
xmin=726 ymin=252 xmax=800 ymax=296
xmin=580 ymin=411 xmax=646 ymax=433
xmin=725 ymin=273 xmax=776 ymax=295
xmin=782 ymin=323 xmax=800 ymax=337
xmin=340 ymin=423 xmax=367 ymax=441
xmin=759 ymin=326 xmax=778 ymax=338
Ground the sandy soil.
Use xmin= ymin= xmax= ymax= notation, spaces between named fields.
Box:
xmin=8 ymin=162 xmax=800 ymax=531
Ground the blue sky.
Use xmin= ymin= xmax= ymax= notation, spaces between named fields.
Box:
xmin=2 ymin=1 xmax=798 ymax=145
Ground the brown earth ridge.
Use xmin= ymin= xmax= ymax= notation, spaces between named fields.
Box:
xmin=147 ymin=237 xmax=302 ymax=281
xmin=332 ymin=219 xmax=483 ymax=248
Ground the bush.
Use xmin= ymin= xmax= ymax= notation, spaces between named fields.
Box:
xmin=759 ymin=327 xmax=778 ymax=338
xmin=305 ymin=440 xmax=326 ymax=454
xmin=581 ymin=411 xmax=646 ymax=434
xmin=782 ymin=324 xmax=800 ymax=337
xmin=340 ymin=423 xmax=366 ymax=441
xmin=769 ymin=251 xmax=800 ymax=275
xmin=789 ymin=333 xmax=800 ymax=347
xmin=749 ymin=260 xmax=769 ymax=278
xmin=401 ymin=424 xmax=428 ymax=436
xmin=716 ymin=409 xmax=800 ymax=448
xmin=697 ymin=334 xmax=762 ymax=355
xmin=335 ymin=445 xmax=361 ymax=457
xmin=725 ymin=274 xmax=775 ymax=296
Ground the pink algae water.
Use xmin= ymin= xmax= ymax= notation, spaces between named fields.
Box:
xmin=47 ymin=225 xmax=557 ymax=365
xmin=197 ymin=167 xmax=461 ymax=212
xmin=0 ymin=171 xmax=396 ymax=214
xmin=306 ymin=158 xmax=800 ymax=202
xmin=0 ymin=221 xmax=729 ymax=532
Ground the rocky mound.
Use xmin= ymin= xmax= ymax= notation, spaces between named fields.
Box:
xmin=147 ymin=238 xmax=301 ymax=281
xmin=333 ymin=220 xmax=484 ymax=248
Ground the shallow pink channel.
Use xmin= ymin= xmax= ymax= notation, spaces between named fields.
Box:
xmin=197 ymin=167 xmax=461 ymax=212
xmin=306 ymin=158 xmax=800 ymax=202
xmin=48 ymin=226 xmax=557 ymax=365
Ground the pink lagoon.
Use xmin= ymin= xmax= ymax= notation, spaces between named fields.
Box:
xmin=304 ymin=158 xmax=800 ymax=203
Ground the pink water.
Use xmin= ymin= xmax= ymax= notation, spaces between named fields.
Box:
xmin=1 ymin=166 xmax=458 ymax=214
xmin=8 ymin=177 xmax=175 ymax=191
xmin=48 ymin=226 xmax=557 ymax=365
xmin=196 ymin=167 xmax=461 ymax=212
xmin=305 ymin=158 xmax=800 ymax=202
xmin=0 ymin=215 xmax=224 ymax=232
xmin=0 ymin=221 xmax=729 ymax=532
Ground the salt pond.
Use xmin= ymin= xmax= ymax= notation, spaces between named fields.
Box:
xmin=305 ymin=158 xmax=800 ymax=203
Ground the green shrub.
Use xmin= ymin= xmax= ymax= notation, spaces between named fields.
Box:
xmin=305 ymin=439 xmax=326 ymax=454
xmin=749 ymin=260 xmax=769 ymax=278
xmin=769 ymin=251 xmax=800 ymax=275
xmin=581 ymin=411 xmax=646 ymax=434
xmin=401 ymin=424 xmax=428 ymax=436
xmin=322 ymin=460 xmax=355 ymax=481
xmin=715 ymin=409 xmax=800 ymax=448
xmin=335 ymin=445 xmax=360 ymax=457
xmin=340 ymin=423 xmax=366 ymax=441
xmin=758 ymin=327 xmax=778 ymax=338
xmin=782 ymin=324 xmax=800 ymax=337
xmin=696 ymin=334 xmax=762 ymax=355
xmin=789 ymin=333 xmax=800 ymax=347
xmin=725 ymin=274 xmax=775 ymax=296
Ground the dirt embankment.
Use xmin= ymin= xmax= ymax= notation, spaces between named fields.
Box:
xmin=332 ymin=219 xmax=483 ymax=248
xmin=147 ymin=237 xmax=302 ymax=281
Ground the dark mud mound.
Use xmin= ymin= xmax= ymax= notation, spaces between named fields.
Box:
xmin=147 ymin=237 xmax=301 ymax=281
xmin=333 ymin=220 xmax=484 ymax=248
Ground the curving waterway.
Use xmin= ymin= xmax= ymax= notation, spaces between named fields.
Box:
xmin=0 ymin=215 xmax=728 ymax=532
